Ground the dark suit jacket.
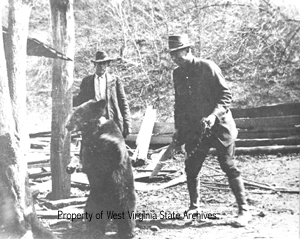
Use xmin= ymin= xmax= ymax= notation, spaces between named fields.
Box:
xmin=73 ymin=73 xmax=131 ymax=133
xmin=173 ymin=57 xmax=238 ymax=147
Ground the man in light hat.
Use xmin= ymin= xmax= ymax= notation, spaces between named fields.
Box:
xmin=168 ymin=34 xmax=251 ymax=226
xmin=73 ymin=50 xmax=131 ymax=137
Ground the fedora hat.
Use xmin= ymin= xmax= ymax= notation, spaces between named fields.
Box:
xmin=168 ymin=34 xmax=193 ymax=52
xmin=91 ymin=50 xmax=118 ymax=63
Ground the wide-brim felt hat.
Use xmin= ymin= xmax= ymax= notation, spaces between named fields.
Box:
xmin=168 ymin=34 xmax=193 ymax=52
xmin=91 ymin=51 xmax=118 ymax=63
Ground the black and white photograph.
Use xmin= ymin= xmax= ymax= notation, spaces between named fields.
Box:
xmin=0 ymin=0 xmax=299 ymax=238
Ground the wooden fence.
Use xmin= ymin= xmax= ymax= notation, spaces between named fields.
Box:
xmin=126 ymin=103 xmax=300 ymax=155
xmin=28 ymin=102 xmax=300 ymax=168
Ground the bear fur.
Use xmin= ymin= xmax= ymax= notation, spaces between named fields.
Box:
xmin=66 ymin=99 xmax=136 ymax=238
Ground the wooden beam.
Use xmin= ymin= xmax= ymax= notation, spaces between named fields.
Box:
xmin=49 ymin=0 xmax=75 ymax=199
xmin=235 ymin=136 xmax=300 ymax=147
xmin=237 ymin=128 xmax=300 ymax=139
xmin=231 ymin=103 xmax=300 ymax=118
xmin=134 ymin=174 xmax=187 ymax=191
xmin=150 ymin=140 xmax=177 ymax=177
xmin=130 ymin=116 xmax=300 ymax=135
xmin=126 ymin=130 xmax=300 ymax=145
xmin=235 ymin=115 xmax=300 ymax=129
xmin=233 ymin=145 xmax=300 ymax=155
xmin=42 ymin=197 xmax=87 ymax=210
xmin=136 ymin=106 xmax=156 ymax=160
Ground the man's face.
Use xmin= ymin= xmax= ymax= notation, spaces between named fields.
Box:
xmin=95 ymin=61 xmax=109 ymax=76
xmin=170 ymin=48 xmax=189 ymax=66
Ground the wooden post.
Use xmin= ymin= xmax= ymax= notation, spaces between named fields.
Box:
xmin=49 ymin=0 xmax=74 ymax=199
xmin=0 ymin=1 xmax=56 ymax=237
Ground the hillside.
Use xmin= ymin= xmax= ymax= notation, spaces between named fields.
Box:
xmin=4 ymin=0 xmax=299 ymax=131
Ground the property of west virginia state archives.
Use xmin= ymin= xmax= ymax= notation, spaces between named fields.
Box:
xmin=58 ymin=210 xmax=217 ymax=222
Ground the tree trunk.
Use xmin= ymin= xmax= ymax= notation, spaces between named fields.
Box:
xmin=0 ymin=0 xmax=56 ymax=238
xmin=49 ymin=0 xmax=74 ymax=199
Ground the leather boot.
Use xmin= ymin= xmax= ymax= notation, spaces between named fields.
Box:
xmin=182 ymin=177 xmax=200 ymax=223
xmin=229 ymin=177 xmax=252 ymax=227
xmin=187 ymin=177 xmax=200 ymax=211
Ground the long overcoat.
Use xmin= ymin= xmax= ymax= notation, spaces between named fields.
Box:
xmin=173 ymin=57 xmax=238 ymax=147
xmin=73 ymin=73 xmax=131 ymax=133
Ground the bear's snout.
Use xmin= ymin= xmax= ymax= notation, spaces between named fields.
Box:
xmin=65 ymin=122 xmax=72 ymax=131
xmin=65 ymin=121 xmax=76 ymax=132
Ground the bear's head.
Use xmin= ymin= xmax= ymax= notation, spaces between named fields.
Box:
xmin=66 ymin=99 xmax=107 ymax=133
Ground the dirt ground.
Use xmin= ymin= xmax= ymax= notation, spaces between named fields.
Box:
xmin=36 ymin=153 xmax=299 ymax=239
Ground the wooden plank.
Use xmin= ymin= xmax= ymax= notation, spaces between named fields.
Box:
xmin=235 ymin=136 xmax=300 ymax=147
xmin=29 ymin=131 xmax=51 ymax=138
xmin=42 ymin=197 xmax=87 ymax=210
xmin=235 ymin=115 xmax=300 ymax=129
xmin=29 ymin=171 xmax=51 ymax=179
xmin=137 ymin=106 xmax=156 ymax=160
xmin=136 ymin=169 xmax=177 ymax=173
xmin=134 ymin=174 xmax=187 ymax=191
xmin=231 ymin=103 xmax=300 ymax=118
xmin=150 ymin=140 xmax=177 ymax=177
xmin=127 ymin=134 xmax=172 ymax=145
xmin=209 ymin=145 xmax=300 ymax=155
xmin=36 ymin=208 xmax=84 ymax=219
xmin=131 ymin=106 xmax=155 ymax=161
xmin=28 ymin=162 xmax=50 ymax=169
xmin=126 ymin=128 xmax=300 ymax=145
xmin=238 ymin=128 xmax=300 ymax=139
xmin=233 ymin=145 xmax=300 ymax=155
xmin=130 ymin=116 xmax=300 ymax=135
xmin=28 ymin=159 xmax=50 ymax=165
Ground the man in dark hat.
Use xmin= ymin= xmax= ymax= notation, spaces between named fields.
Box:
xmin=168 ymin=34 xmax=251 ymax=226
xmin=73 ymin=50 xmax=131 ymax=137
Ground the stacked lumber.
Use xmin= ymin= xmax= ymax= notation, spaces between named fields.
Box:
xmin=27 ymin=103 xmax=300 ymax=172
xmin=126 ymin=103 xmax=300 ymax=155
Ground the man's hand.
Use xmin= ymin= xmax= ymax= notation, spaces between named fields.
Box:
xmin=204 ymin=114 xmax=217 ymax=127
xmin=123 ymin=127 xmax=131 ymax=138
xmin=172 ymin=129 xmax=183 ymax=153
xmin=172 ymin=129 xmax=179 ymax=144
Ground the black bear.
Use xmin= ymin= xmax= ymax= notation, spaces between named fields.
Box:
xmin=66 ymin=99 xmax=136 ymax=239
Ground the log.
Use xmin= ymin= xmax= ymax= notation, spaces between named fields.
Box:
xmin=235 ymin=115 xmax=300 ymax=130
xmin=126 ymin=134 xmax=172 ymax=145
xmin=209 ymin=145 xmax=300 ymax=155
xmin=130 ymin=115 xmax=300 ymax=135
xmin=237 ymin=129 xmax=300 ymax=139
xmin=28 ymin=159 xmax=50 ymax=165
xmin=127 ymin=132 xmax=300 ymax=145
xmin=29 ymin=131 xmax=51 ymax=138
xmin=235 ymin=136 xmax=300 ymax=147
xmin=42 ymin=197 xmax=87 ymax=210
xmin=231 ymin=103 xmax=300 ymax=118
xmin=134 ymin=174 xmax=187 ymax=191
xmin=36 ymin=208 xmax=84 ymax=219
xmin=142 ymin=136 xmax=300 ymax=148
xmin=28 ymin=162 xmax=51 ymax=169
xmin=233 ymin=145 xmax=300 ymax=155
xmin=31 ymin=144 xmax=45 ymax=149
xmin=136 ymin=169 xmax=177 ymax=173
xmin=29 ymin=171 xmax=51 ymax=179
